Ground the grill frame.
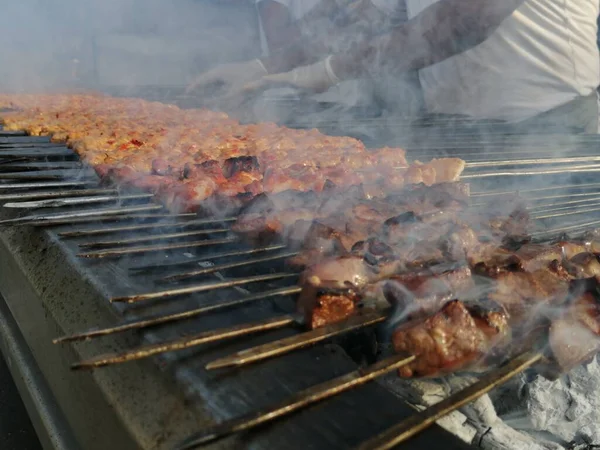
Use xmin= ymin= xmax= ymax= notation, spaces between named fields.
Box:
xmin=0 ymin=132 xmax=477 ymax=449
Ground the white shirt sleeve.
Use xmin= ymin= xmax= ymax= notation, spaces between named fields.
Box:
xmin=255 ymin=0 xmax=321 ymax=21
xmin=370 ymin=0 xmax=403 ymax=16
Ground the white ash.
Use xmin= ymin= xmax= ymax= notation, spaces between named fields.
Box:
xmin=513 ymin=355 xmax=600 ymax=447
xmin=378 ymin=357 xmax=600 ymax=450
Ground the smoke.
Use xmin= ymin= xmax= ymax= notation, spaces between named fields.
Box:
xmin=0 ymin=0 xmax=260 ymax=92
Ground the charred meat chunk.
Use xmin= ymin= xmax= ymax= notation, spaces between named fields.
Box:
xmin=392 ymin=300 xmax=510 ymax=378
xmin=222 ymin=156 xmax=260 ymax=178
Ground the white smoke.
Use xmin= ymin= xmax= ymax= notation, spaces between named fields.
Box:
xmin=0 ymin=0 xmax=259 ymax=91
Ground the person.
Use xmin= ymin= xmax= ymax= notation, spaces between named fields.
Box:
xmin=186 ymin=0 xmax=332 ymax=94
xmin=248 ymin=0 xmax=600 ymax=133
xmin=187 ymin=0 xmax=411 ymax=100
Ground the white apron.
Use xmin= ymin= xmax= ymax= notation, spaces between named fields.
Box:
xmin=405 ymin=0 xmax=600 ymax=122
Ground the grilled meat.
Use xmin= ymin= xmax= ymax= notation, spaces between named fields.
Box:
xmin=392 ymin=299 xmax=511 ymax=378
xmin=391 ymin=276 xmax=600 ymax=380
xmin=1 ymin=93 xmax=466 ymax=214
xmin=382 ymin=265 xmax=475 ymax=321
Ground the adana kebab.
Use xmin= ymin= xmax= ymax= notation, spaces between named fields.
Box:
xmin=0 ymin=93 xmax=464 ymax=215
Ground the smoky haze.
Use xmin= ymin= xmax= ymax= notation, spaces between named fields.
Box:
xmin=0 ymin=0 xmax=259 ymax=91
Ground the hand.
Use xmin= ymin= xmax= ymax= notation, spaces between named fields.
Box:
xmin=186 ymin=59 xmax=268 ymax=94
xmin=243 ymin=56 xmax=341 ymax=94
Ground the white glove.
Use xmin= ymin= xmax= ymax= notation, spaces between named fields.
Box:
xmin=244 ymin=56 xmax=342 ymax=94
xmin=186 ymin=59 xmax=268 ymax=94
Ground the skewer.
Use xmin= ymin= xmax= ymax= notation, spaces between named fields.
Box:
xmin=532 ymin=206 xmax=600 ymax=221
xmin=0 ymin=161 xmax=82 ymax=171
xmin=470 ymin=182 xmax=600 ymax=197
xmin=110 ymin=272 xmax=298 ymax=303
xmin=473 ymin=195 xmax=600 ymax=211
xmin=462 ymin=165 xmax=600 ymax=178
xmin=531 ymin=219 xmax=600 ymax=238
xmin=158 ymin=251 xmax=300 ymax=283
xmin=465 ymin=155 xmax=600 ymax=168
xmin=0 ymin=170 xmax=90 ymax=181
xmin=177 ymin=353 xmax=417 ymax=450
xmin=78 ymin=237 xmax=239 ymax=259
xmin=128 ymin=245 xmax=287 ymax=273
xmin=27 ymin=213 xmax=197 ymax=227
xmin=0 ymin=157 xmax=30 ymax=165
xmin=59 ymin=217 xmax=235 ymax=238
xmin=530 ymin=202 xmax=600 ymax=217
xmin=205 ymin=309 xmax=390 ymax=371
xmin=0 ymin=130 xmax=27 ymax=137
xmin=0 ymin=188 xmax=118 ymax=202
xmin=70 ymin=315 xmax=299 ymax=370
xmin=0 ymin=204 xmax=162 ymax=226
xmin=0 ymin=181 xmax=93 ymax=190
xmin=353 ymin=351 xmax=543 ymax=450
xmin=0 ymin=147 xmax=77 ymax=158
xmin=525 ymin=192 xmax=600 ymax=204
xmin=3 ymin=193 xmax=152 ymax=209
xmin=78 ymin=228 xmax=232 ymax=249
xmin=53 ymin=286 xmax=302 ymax=343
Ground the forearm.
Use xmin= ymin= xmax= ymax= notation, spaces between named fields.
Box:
xmin=261 ymin=39 xmax=327 ymax=74
xmin=331 ymin=0 xmax=526 ymax=79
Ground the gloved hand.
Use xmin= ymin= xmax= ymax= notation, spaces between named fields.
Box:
xmin=186 ymin=59 xmax=268 ymax=94
xmin=243 ymin=56 xmax=341 ymax=94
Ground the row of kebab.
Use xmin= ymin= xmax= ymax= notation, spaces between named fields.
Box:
xmin=2 ymin=93 xmax=600 ymax=448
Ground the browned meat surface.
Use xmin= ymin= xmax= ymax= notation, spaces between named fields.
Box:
xmin=547 ymin=280 xmax=600 ymax=374
xmin=383 ymin=266 xmax=474 ymax=320
xmin=305 ymin=289 xmax=360 ymax=329
xmin=487 ymin=269 xmax=571 ymax=322
xmin=392 ymin=300 xmax=510 ymax=378
xmin=565 ymin=253 xmax=600 ymax=278
xmin=513 ymin=244 xmax=563 ymax=272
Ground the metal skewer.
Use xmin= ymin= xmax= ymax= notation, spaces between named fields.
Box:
xmin=529 ymin=202 xmax=600 ymax=217
xmin=531 ymin=220 xmax=600 ymax=239
xmin=0 ymin=157 xmax=31 ymax=165
xmin=465 ymin=155 xmax=600 ymax=168
xmin=128 ymin=245 xmax=287 ymax=273
xmin=78 ymin=228 xmax=232 ymax=249
xmin=0 ymin=181 xmax=93 ymax=190
xmin=0 ymin=170 xmax=90 ymax=181
xmin=353 ymin=351 xmax=543 ymax=450
xmin=0 ymin=204 xmax=162 ymax=226
xmin=0 ymin=161 xmax=82 ymax=171
xmin=27 ymin=213 xmax=197 ymax=227
xmin=53 ymin=286 xmax=302 ymax=343
xmin=110 ymin=272 xmax=298 ymax=303
xmin=462 ymin=165 xmax=600 ymax=179
xmin=0 ymin=130 xmax=27 ymax=137
xmin=71 ymin=314 xmax=298 ymax=370
xmin=177 ymin=353 xmax=417 ymax=450
xmin=3 ymin=193 xmax=152 ymax=209
xmin=0 ymin=188 xmax=118 ymax=202
xmin=78 ymin=237 xmax=239 ymax=259
xmin=59 ymin=217 xmax=235 ymax=238
xmin=470 ymin=182 xmax=600 ymax=197
xmin=0 ymin=148 xmax=77 ymax=158
xmin=205 ymin=309 xmax=390 ymax=370
xmin=532 ymin=206 xmax=600 ymax=221
xmin=158 ymin=251 xmax=299 ymax=283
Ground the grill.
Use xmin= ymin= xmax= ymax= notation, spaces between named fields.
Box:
xmin=1 ymin=119 xmax=600 ymax=450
